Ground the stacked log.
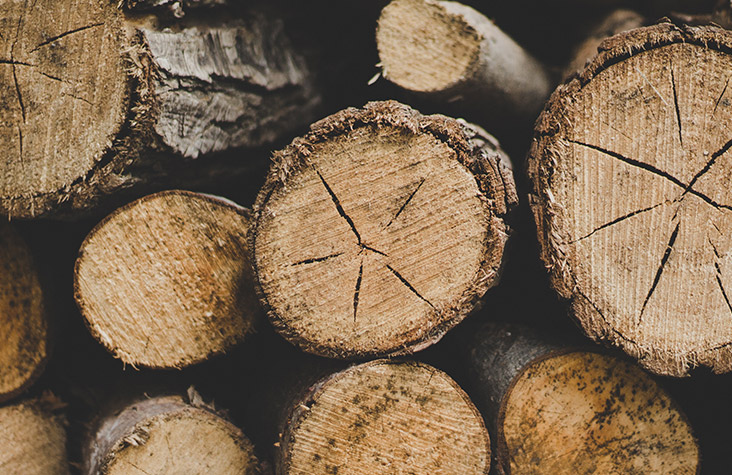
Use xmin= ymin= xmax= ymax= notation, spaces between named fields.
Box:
xmin=250 ymin=100 xmax=517 ymax=359
xmin=3 ymin=0 xmax=732 ymax=472
xmin=0 ymin=0 xmax=320 ymax=218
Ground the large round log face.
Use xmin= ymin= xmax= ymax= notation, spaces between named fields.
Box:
xmin=256 ymin=125 xmax=488 ymax=357
xmin=530 ymin=25 xmax=732 ymax=375
xmin=253 ymin=101 xmax=516 ymax=359
xmin=0 ymin=0 xmax=128 ymax=203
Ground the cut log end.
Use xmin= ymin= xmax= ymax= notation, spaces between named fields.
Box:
xmin=252 ymin=101 xmax=516 ymax=358
xmin=376 ymin=0 xmax=551 ymax=124
xmin=0 ymin=223 xmax=48 ymax=402
xmin=279 ymin=360 xmax=490 ymax=475
xmin=376 ymin=0 xmax=481 ymax=93
xmin=74 ymin=190 xmax=256 ymax=369
xmin=88 ymin=395 xmax=258 ymax=475
xmin=499 ymin=351 xmax=699 ymax=474
xmin=529 ymin=23 xmax=732 ymax=375
xmin=0 ymin=396 xmax=69 ymax=475
xmin=0 ymin=0 xmax=128 ymax=202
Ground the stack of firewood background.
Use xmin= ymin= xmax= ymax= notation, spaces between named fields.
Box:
xmin=2 ymin=0 xmax=732 ymax=473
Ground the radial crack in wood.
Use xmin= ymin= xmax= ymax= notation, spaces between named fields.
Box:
xmin=251 ymin=101 xmax=517 ymax=358
xmin=528 ymin=22 xmax=732 ymax=375
xmin=74 ymin=190 xmax=257 ymax=369
xmin=277 ymin=360 xmax=490 ymax=475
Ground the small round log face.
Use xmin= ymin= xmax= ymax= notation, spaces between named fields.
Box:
xmin=529 ymin=24 xmax=732 ymax=375
xmin=253 ymin=102 xmax=513 ymax=358
xmin=104 ymin=409 xmax=257 ymax=475
xmin=75 ymin=191 xmax=255 ymax=369
xmin=0 ymin=0 xmax=127 ymax=207
xmin=0 ymin=400 xmax=69 ymax=475
xmin=281 ymin=360 xmax=490 ymax=475
xmin=377 ymin=0 xmax=481 ymax=93
xmin=0 ymin=223 xmax=47 ymax=401
xmin=500 ymin=352 xmax=699 ymax=474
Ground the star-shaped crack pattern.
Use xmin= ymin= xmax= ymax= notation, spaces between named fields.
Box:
xmin=308 ymin=166 xmax=435 ymax=322
xmin=558 ymin=46 xmax=732 ymax=330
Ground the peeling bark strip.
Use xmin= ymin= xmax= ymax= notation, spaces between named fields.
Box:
xmin=0 ymin=395 xmax=70 ymax=475
xmin=465 ymin=323 xmax=700 ymax=475
xmin=74 ymin=190 xmax=257 ymax=369
xmin=277 ymin=360 xmax=490 ymax=475
xmin=85 ymin=392 xmax=259 ymax=475
xmin=0 ymin=223 xmax=49 ymax=403
xmin=0 ymin=0 xmax=320 ymax=219
xmin=376 ymin=0 xmax=551 ymax=126
xmin=251 ymin=101 xmax=517 ymax=359
xmin=528 ymin=22 xmax=732 ymax=376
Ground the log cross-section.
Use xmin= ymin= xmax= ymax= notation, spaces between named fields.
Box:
xmin=529 ymin=23 xmax=732 ymax=376
xmin=251 ymin=101 xmax=517 ymax=359
xmin=0 ymin=0 xmax=321 ymax=218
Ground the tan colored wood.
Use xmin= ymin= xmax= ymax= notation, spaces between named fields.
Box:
xmin=528 ymin=23 xmax=732 ymax=375
xmin=565 ymin=9 xmax=645 ymax=77
xmin=0 ymin=0 xmax=128 ymax=215
xmin=279 ymin=360 xmax=490 ymax=475
xmin=465 ymin=323 xmax=700 ymax=475
xmin=376 ymin=0 xmax=551 ymax=123
xmin=0 ymin=0 xmax=320 ymax=218
xmin=0 ymin=395 xmax=69 ymax=475
xmin=502 ymin=352 xmax=699 ymax=474
xmin=0 ymin=222 xmax=48 ymax=402
xmin=86 ymin=393 xmax=258 ymax=475
xmin=251 ymin=101 xmax=517 ymax=358
xmin=74 ymin=190 xmax=256 ymax=369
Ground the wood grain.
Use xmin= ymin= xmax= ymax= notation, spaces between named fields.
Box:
xmin=86 ymin=392 xmax=258 ymax=475
xmin=529 ymin=23 xmax=732 ymax=376
xmin=376 ymin=0 xmax=551 ymax=124
xmin=251 ymin=101 xmax=517 ymax=358
xmin=74 ymin=190 xmax=256 ymax=369
xmin=278 ymin=360 xmax=490 ymax=475
xmin=465 ymin=323 xmax=700 ymax=475
xmin=0 ymin=1 xmax=320 ymax=218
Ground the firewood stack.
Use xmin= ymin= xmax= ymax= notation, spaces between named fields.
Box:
xmin=3 ymin=0 xmax=731 ymax=473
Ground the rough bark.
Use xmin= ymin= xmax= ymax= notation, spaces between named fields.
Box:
xmin=84 ymin=389 xmax=259 ymax=474
xmin=0 ymin=222 xmax=48 ymax=403
xmin=528 ymin=22 xmax=732 ymax=376
xmin=0 ymin=0 xmax=320 ymax=219
xmin=250 ymin=100 xmax=517 ymax=359
xmin=74 ymin=190 xmax=257 ymax=369
xmin=277 ymin=359 xmax=490 ymax=475
xmin=464 ymin=323 xmax=700 ymax=475
xmin=0 ymin=394 xmax=69 ymax=475
xmin=564 ymin=9 xmax=645 ymax=78
xmin=376 ymin=0 xmax=551 ymax=128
